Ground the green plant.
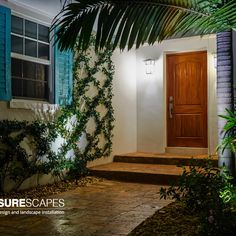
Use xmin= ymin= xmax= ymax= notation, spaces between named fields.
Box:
xmin=0 ymin=120 xmax=58 ymax=192
xmin=160 ymin=159 xmax=222 ymax=211
xmin=0 ymin=36 xmax=114 ymax=191
xmin=54 ymin=0 xmax=236 ymax=51
xmin=0 ymin=34 xmax=114 ymax=192
xmin=159 ymin=159 xmax=236 ymax=235
xmin=54 ymin=35 xmax=115 ymax=179
xmin=219 ymin=169 xmax=236 ymax=204
xmin=218 ymin=108 xmax=236 ymax=153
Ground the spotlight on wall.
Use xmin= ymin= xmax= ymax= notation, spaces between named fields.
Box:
xmin=144 ymin=59 xmax=155 ymax=75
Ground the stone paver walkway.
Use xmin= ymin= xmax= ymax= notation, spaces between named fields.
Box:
xmin=0 ymin=180 xmax=171 ymax=236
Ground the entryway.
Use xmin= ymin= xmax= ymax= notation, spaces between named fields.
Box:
xmin=89 ymin=152 xmax=217 ymax=185
xmin=166 ymin=51 xmax=208 ymax=148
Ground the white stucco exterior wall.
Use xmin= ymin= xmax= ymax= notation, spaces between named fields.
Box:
xmin=0 ymin=0 xmax=218 ymax=186
xmin=1 ymin=0 xmax=138 ymax=170
xmin=136 ymin=35 xmax=217 ymax=155
xmin=112 ymin=49 xmax=137 ymax=155
xmin=88 ymin=49 xmax=138 ymax=166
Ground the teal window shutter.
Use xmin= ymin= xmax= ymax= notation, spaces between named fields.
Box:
xmin=54 ymin=42 xmax=73 ymax=105
xmin=0 ymin=6 xmax=11 ymax=101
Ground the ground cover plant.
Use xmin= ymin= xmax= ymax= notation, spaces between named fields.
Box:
xmin=0 ymin=120 xmax=58 ymax=193
xmin=130 ymin=159 xmax=236 ymax=236
xmin=130 ymin=96 xmax=236 ymax=236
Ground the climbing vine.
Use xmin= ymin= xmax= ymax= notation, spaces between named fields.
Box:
xmin=0 ymin=120 xmax=58 ymax=192
xmin=56 ymin=36 xmax=115 ymax=178
xmin=0 ymin=37 xmax=114 ymax=192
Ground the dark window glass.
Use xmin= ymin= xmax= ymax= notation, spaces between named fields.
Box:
xmin=22 ymin=80 xmax=47 ymax=99
xmin=38 ymin=43 xmax=49 ymax=60
xmin=11 ymin=17 xmax=50 ymax=100
xmin=35 ymin=81 xmax=47 ymax=98
xmin=23 ymin=61 xmax=36 ymax=80
xmin=11 ymin=16 xmax=23 ymax=35
xmin=37 ymin=64 xmax=48 ymax=81
xmin=23 ymin=80 xmax=35 ymax=98
xmin=12 ymin=58 xmax=22 ymax=77
xmin=12 ymin=58 xmax=48 ymax=100
xmin=25 ymin=20 xmax=37 ymax=39
xmin=11 ymin=36 xmax=23 ymax=54
xmin=25 ymin=39 xmax=37 ymax=57
xmin=11 ymin=17 xmax=50 ymax=61
xmin=12 ymin=78 xmax=23 ymax=97
xmin=38 ymin=25 xmax=49 ymax=42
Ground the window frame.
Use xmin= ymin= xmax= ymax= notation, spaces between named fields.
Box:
xmin=11 ymin=12 xmax=51 ymax=101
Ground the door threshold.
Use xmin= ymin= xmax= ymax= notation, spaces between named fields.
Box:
xmin=165 ymin=147 xmax=208 ymax=155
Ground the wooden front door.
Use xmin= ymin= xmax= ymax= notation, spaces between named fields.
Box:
xmin=167 ymin=51 xmax=208 ymax=148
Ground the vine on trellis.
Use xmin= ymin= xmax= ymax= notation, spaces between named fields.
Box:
xmin=56 ymin=37 xmax=115 ymax=178
xmin=0 ymin=37 xmax=115 ymax=192
xmin=0 ymin=120 xmax=58 ymax=192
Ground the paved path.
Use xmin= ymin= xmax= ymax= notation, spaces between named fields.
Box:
xmin=0 ymin=180 xmax=171 ymax=236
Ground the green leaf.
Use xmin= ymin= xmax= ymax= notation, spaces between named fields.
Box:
xmin=53 ymin=0 xmax=236 ymax=51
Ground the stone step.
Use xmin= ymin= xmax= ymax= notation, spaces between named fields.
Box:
xmin=113 ymin=152 xmax=218 ymax=167
xmin=89 ymin=162 xmax=184 ymax=185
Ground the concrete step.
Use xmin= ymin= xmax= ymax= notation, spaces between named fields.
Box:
xmin=113 ymin=152 xmax=218 ymax=167
xmin=89 ymin=162 xmax=184 ymax=185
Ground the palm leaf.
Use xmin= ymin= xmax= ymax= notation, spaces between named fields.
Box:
xmin=53 ymin=0 xmax=236 ymax=51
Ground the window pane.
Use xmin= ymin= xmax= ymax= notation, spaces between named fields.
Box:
xmin=38 ymin=43 xmax=49 ymax=60
xmin=25 ymin=20 xmax=37 ymax=39
xmin=12 ymin=16 xmax=23 ymax=35
xmin=23 ymin=80 xmax=47 ymax=99
xmin=23 ymin=80 xmax=35 ymax=98
xmin=25 ymin=39 xmax=37 ymax=57
xmin=11 ymin=36 xmax=23 ymax=54
xmin=11 ymin=58 xmax=22 ymax=77
xmin=35 ymin=81 xmax=47 ymax=98
xmin=36 ymin=64 xmax=48 ymax=81
xmin=12 ymin=59 xmax=48 ymax=100
xmin=23 ymin=61 xmax=36 ymax=80
xmin=12 ymin=78 xmax=23 ymax=97
xmin=38 ymin=25 xmax=49 ymax=42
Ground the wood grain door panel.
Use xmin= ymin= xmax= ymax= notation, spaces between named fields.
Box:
xmin=167 ymin=51 xmax=208 ymax=148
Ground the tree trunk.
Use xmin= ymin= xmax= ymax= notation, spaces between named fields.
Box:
xmin=217 ymin=30 xmax=234 ymax=173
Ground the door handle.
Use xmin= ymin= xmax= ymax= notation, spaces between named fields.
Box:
xmin=169 ymin=96 xmax=174 ymax=119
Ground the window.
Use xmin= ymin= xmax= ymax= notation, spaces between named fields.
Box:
xmin=11 ymin=15 xmax=50 ymax=100
xmin=12 ymin=58 xmax=48 ymax=100
xmin=0 ymin=6 xmax=72 ymax=104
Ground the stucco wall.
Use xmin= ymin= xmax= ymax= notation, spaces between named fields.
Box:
xmin=0 ymin=0 xmax=139 ymax=179
xmin=136 ymin=35 xmax=217 ymax=155
xmin=0 ymin=0 xmax=219 ymax=187
xmin=0 ymin=101 xmax=34 ymax=121
xmin=112 ymin=50 xmax=137 ymax=154
xmin=0 ymin=50 xmax=138 ymax=180
xmin=88 ymin=49 xmax=138 ymax=166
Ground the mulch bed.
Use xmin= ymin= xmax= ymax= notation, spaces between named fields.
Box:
xmin=0 ymin=176 xmax=102 ymax=199
xmin=129 ymin=201 xmax=236 ymax=236
xmin=128 ymin=201 xmax=201 ymax=236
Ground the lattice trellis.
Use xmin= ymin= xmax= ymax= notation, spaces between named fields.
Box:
xmin=73 ymin=43 xmax=115 ymax=161
xmin=56 ymin=38 xmax=115 ymax=177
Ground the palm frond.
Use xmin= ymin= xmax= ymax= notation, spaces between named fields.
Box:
xmin=53 ymin=0 xmax=236 ymax=51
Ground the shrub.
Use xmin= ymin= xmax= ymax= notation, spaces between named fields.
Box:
xmin=218 ymin=108 xmax=236 ymax=153
xmin=0 ymin=120 xmax=58 ymax=192
xmin=159 ymin=159 xmax=236 ymax=235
